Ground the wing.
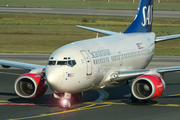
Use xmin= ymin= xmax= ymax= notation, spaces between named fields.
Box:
xmin=0 ymin=60 xmax=45 ymax=70
xmin=104 ymin=66 xmax=180 ymax=83
xmin=76 ymin=25 xmax=119 ymax=36
xmin=155 ymin=34 xmax=180 ymax=43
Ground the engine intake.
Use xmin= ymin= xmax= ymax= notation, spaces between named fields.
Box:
xmin=131 ymin=75 xmax=165 ymax=100
xmin=14 ymin=73 xmax=48 ymax=98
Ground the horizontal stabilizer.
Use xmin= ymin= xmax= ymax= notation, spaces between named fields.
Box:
xmin=155 ymin=34 xmax=180 ymax=43
xmin=76 ymin=25 xmax=118 ymax=36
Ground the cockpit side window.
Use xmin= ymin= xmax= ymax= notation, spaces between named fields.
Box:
xmin=48 ymin=61 xmax=56 ymax=65
xmin=72 ymin=60 xmax=76 ymax=66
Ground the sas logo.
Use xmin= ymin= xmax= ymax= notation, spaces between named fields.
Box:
xmin=136 ymin=43 xmax=144 ymax=49
xmin=142 ymin=5 xmax=153 ymax=26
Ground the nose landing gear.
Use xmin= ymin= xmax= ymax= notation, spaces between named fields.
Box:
xmin=61 ymin=98 xmax=71 ymax=109
xmin=59 ymin=92 xmax=72 ymax=109
xmin=54 ymin=92 xmax=82 ymax=109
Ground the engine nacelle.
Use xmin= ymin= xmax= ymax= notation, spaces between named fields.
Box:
xmin=14 ymin=73 xmax=48 ymax=98
xmin=131 ymin=75 xmax=165 ymax=100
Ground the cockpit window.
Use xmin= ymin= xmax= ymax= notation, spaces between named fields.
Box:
xmin=72 ymin=60 xmax=76 ymax=66
xmin=57 ymin=61 xmax=67 ymax=65
xmin=48 ymin=61 xmax=56 ymax=65
xmin=57 ymin=60 xmax=76 ymax=67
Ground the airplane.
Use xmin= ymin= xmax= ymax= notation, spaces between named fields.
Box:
xmin=0 ymin=0 xmax=180 ymax=109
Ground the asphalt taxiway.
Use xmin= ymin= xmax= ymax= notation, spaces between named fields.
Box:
xmin=0 ymin=54 xmax=180 ymax=120
xmin=0 ymin=7 xmax=180 ymax=18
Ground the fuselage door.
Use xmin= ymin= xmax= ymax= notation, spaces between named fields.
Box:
xmin=80 ymin=50 xmax=92 ymax=75
xmin=119 ymin=52 xmax=123 ymax=66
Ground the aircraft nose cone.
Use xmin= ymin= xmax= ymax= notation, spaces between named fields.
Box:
xmin=45 ymin=66 xmax=64 ymax=92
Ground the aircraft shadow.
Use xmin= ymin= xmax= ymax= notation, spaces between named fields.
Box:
xmin=7 ymin=94 xmax=57 ymax=107
xmin=103 ymin=85 xmax=158 ymax=106
xmin=3 ymin=85 xmax=161 ymax=108
xmin=0 ymin=92 xmax=17 ymax=96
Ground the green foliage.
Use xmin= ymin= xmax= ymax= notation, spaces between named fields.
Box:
xmin=82 ymin=18 xmax=89 ymax=22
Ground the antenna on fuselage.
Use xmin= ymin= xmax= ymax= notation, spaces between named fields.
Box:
xmin=96 ymin=33 xmax=98 ymax=38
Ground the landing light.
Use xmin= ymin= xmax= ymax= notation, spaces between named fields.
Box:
xmin=62 ymin=99 xmax=67 ymax=104
xmin=59 ymin=99 xmax=71 ymax=108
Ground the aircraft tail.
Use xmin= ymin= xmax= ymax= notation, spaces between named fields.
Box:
xmin=124 ymin=0 xmax=154 ymax=33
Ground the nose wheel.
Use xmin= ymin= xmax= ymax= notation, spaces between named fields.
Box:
xmin=58 ymin=92 xmax=72 ymax=109
xmin=61 ymin=98 xmax=71 ymax=109
xmin=56 ymin=92 xmax=82 ymax=109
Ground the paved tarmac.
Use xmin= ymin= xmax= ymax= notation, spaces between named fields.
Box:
xmin=0 ymin=54 xmax=180 ymax=120
xmin=0 ymin=7 xmax=180 ymax=18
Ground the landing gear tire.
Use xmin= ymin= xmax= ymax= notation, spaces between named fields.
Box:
xmin=72 ymin=93 xmax=82 ymax=103
xmin=131 ymin=94 xmax=139 ymax=103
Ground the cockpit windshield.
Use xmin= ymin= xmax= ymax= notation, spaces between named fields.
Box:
xmin=48 ymin=60 xmax=76 ymax=67
xmin=57 ymin=61 xmax=67 ymax=65
xmin=48 ymin=61 xmax=56 ymax=65
xmin=57 ymin=60 xmax=76 ymax=67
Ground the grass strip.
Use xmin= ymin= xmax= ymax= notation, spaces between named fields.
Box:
xmin=0 ymin=0 xmax=180 ymax=10
xmin=0 ymin=13 xmax=179 ymax=55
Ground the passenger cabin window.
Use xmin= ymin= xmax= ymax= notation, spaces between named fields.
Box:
xmin=57 ymin=60 xmax=76 ymax=67
xmin=48 ymin=61 xmax=56 ymax=65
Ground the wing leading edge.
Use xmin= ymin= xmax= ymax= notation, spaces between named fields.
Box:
xmin=0 ymin=60 xmax=45 ymax=70
xmin=107 ymin=66 xmax=180 ymax=83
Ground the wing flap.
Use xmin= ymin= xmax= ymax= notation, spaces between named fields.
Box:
xmin=155 ymin=34 xmax=180 ymax=43
xmin=0 ymin=60 xmax=45 ymax=70
xmin=76 ymin=25 xmax=118 ymax=36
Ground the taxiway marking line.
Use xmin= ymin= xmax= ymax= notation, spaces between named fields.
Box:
xmin=85 ymin=102 xmax=180 ymax=107
xmin=168 ymin=94 xmax=180 ymax=97
xmin=8 ymin=102 xmax=180 ymax=120
xmin=0 ymin=100 xmax=10 ymax=103
xmin=0 ymin=71 xmax=21 ymax=76
xmin=100 ymin=89 xmax=109 ymax=102
xmin=94 ymin=89 xmax=109 ymax=102
xmin=0 ymin=102 xmax=64 ymax=106
xmin=8 ymin=104 xmax=111 ymax=120
xmin=2 ymin=71 xmax=180 ymax=119
xmin=8 ymin=89 xmax=110 ymax=120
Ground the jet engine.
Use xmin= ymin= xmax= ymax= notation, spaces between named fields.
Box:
xmin=131 ymin=75 xmax=165 ymax=100
xmin=14 ymin=73 xmax=48 ymax=98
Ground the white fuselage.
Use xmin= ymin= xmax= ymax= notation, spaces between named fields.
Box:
xmin=45 ymin=32 xmax=156 ymax=94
